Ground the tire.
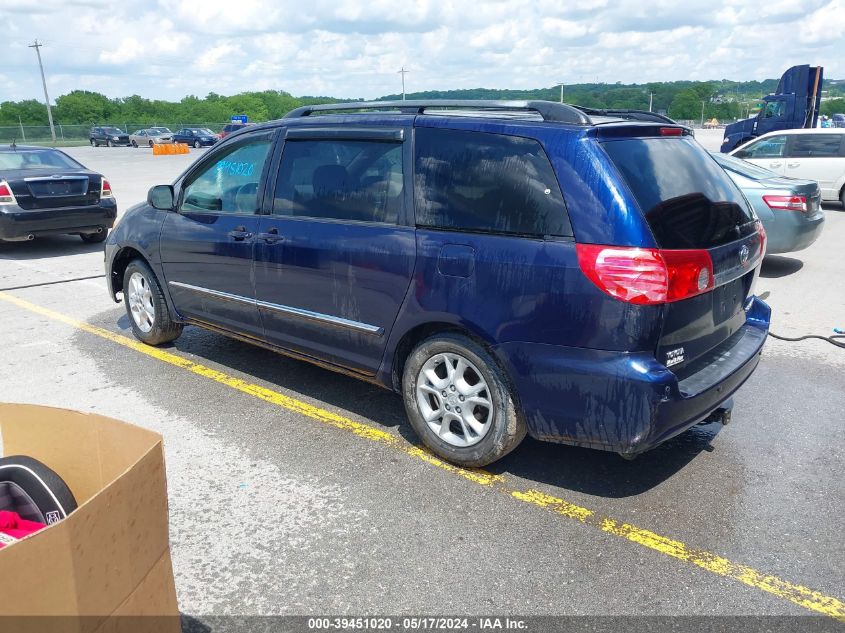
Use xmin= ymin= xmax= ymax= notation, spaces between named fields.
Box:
xmin=0 ymin=455 xmax=78 ymax=523
xmin=90 ymin=139 xmax=97 ymax=147
xmin=122 ymin=259 xmax=183 ymax=346
xmin=840 ymin=187 xmax=845 ymax=209
xmin=402 ymin=333 xmax=526 ymax=467
xmin=149 ymin=140 xmax=154 ymax=147
xmin=107 ymin=140 xmax=115 ymax=147
xmin=193 ymin=140 xmax=201 ymax=148
xmin=131 ymin=140 xmax=137 ymax=148
xmin=80 ymin=229 xmax=107 ymax=243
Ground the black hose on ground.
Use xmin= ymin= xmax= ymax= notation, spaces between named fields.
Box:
xmin=768 ymin=332 xmax=845 ymax=349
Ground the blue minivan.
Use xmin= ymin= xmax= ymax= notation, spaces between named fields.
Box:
xmin=105 ymin=100 xmax=770 ymax=466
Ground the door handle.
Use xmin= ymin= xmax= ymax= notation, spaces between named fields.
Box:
xmin=257 ymin=227 xmax=284 ymax=244
xmin=787 ymin=162 xmax=800 ymax=168
xmin=768 ymin=162 xmax=782 ymax=168
xmin=228 ymin=226 xmax=253 ymax=241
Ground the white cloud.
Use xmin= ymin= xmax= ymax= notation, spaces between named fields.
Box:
xmin=99 ymin=38 xmax=144 ymax=65
xmin=0 ymin=0 xmax=841 ymax=102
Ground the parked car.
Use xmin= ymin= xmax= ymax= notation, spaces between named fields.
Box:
xmin=730 ymin=129 xmax=845 ymax=207
xmin=832 ymin=114 xmax=845 ymax=128
xmin=89 ymin=126 xmax=130 ymax=147
xmin=711 ymin=152 xmax=824 ymax=254
xmin=104 ymin=100 xmax=770 ymax=466
xmin=172 ymin=128 xmax=218 ymax=148
xmin=130 ymin=128 xmax=173 ymax=147
xmin=220 ymin=122 xmax=249 ymax=139
xmin=0 ymin=144 xmax=116 ymax=242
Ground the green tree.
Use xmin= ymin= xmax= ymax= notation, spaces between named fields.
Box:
xmin=669 ymin=89 xmax=704 ymax=120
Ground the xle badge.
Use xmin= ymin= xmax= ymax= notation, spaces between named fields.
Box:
xmin=666 ymin=347 xmax=685 ymax=367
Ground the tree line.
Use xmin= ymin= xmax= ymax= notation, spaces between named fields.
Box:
xmin=1 ymin=80 xmax=843 ymax=128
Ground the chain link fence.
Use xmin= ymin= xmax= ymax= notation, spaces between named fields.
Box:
xmin=0 ymin=123 xmax=229 ymax=146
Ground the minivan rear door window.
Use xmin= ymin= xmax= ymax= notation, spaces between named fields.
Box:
xmin=602 ymin=137 xmax=757 ymax=249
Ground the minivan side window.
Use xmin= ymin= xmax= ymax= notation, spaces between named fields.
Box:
xmin=273 ymin=139 xmax=404 ymax=224
xmin=738 ymin=135 xmax=787 ymax=159
xmin=180 ymin=137 xmax=272 ymax=214
xmin=788 ymin=134 xmax=843 ymax=158
xmin=414 ymin=127 xmax=572 ymax=237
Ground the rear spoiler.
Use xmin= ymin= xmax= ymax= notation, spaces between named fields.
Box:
xmin=572 ymin=107 xmax=679 ymax=125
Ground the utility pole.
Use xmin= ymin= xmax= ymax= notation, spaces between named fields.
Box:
xmin=649 ymin=92 xmax=653 ymax=112
xmin=398 ymin=67 xmax=409 ymax=101
xmin=558 ymin=83 xmax=564 ymax=103
xmin=700 ymin=100 xmax=705 ymax=128
xmin=29 ymin=39 xmax=56 ymax=144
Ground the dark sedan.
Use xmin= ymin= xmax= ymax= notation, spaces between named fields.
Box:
xmin=0 ymin=145 xmax=117 ymax=243
xmin=172 ymin=128 xmax=218 ymax=148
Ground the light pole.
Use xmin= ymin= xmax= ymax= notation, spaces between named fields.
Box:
xmin=701 ymin=100 xmax=705 ymax=128
xmin=649 ymin=92 xmax=653 ymax=112
xmin=398 ymin=67 xmax=409 ymax=101
xmin=557 ymin=83 xmax=564 ymax=104
xmin=29 ymin=39 xmax=56 ymax=144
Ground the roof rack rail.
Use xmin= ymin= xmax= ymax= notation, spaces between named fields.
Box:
xmin=571 ymin=106 xmax=679 ymax=125
xmin=284 ymin=100 xmax=593 ymax=125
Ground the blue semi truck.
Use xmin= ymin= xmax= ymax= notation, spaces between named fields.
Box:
xmin=721 ymin=65 xmax=823 ymax=152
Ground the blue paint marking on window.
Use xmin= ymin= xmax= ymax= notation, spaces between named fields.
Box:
xmin=217 ymin=160 xmax=256 ymax=177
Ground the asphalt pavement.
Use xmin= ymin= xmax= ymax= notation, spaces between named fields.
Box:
xmin=0 ymin=141 xmax=842 ymax=628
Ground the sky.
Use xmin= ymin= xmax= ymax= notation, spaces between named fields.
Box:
xmin=1 ymin=0 xmax=844 ymax=103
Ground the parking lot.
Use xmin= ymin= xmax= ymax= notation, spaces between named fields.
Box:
xmin=1 ymin=138 xmax=843 ymax=625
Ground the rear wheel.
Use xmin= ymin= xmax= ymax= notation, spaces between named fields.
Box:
xmin=90 ymin=139 xmax=97 ymax=147
xmin=122 ymin=259 xmax=183 ymax=346
xmin=402 ymin=333 xmax=526 ymax=467
xmin=107 ymin=140 xmax=115 ymax=147
xmin=840 ymin=187 xmax=845 ymax=209
xmin=149 ymin=140 xmax=154 ymax=147
xmin=193 ymin=140 xmax=201 ymax=148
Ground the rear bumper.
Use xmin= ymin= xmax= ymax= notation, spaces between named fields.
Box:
xmin=762 ymin=210 xmax=825 ymax=254
xmin=494 ymin=296 xmax=771 ymax=455
xmin=0 ymin=201 xmax=117 ymax=239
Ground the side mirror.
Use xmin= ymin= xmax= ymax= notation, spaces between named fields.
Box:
xmin=148 ymin=185 xmax=175 ymax=211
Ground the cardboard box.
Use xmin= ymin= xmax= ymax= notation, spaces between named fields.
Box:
xmin=0 ymin=404 xmax=180 ymax=633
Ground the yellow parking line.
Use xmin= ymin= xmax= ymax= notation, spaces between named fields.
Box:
xmin=1 ymin=289 xmax=843 ymax=621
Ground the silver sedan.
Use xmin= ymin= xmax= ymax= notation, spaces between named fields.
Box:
xmin=129 ymin=128 xmax=174 ymax=147
xmin=711 ymin=152 xmax=825 ymax=254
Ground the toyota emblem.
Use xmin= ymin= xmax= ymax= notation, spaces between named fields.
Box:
xmin=739 ymin=244 xmax=750 ymax=266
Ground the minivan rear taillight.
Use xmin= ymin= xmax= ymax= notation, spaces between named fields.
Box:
xmin=763 ymin=195 xmax=807 ymax=212
xmin=576 ymin=244 xmax=714 ymax=305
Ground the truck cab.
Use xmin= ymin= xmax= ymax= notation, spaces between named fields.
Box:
xmin=722 ymin=65 xmax=823 ymax=152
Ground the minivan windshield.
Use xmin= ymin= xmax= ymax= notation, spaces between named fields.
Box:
xmin=603 ymin=137 xmax=757 ymax=249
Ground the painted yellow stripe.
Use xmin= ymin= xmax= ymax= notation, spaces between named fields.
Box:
xmin=1 ymin=290 xmax=843 ymax=621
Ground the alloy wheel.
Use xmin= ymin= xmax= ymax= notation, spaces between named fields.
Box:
xmin=415 ymin=352 xmax=493 ymax=447
xmin=127 ymin=272 xmax=155 ymax=333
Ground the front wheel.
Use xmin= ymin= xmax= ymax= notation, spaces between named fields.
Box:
xmin=193 ymin=140 xmax=201 ymax=148
xmin=131 ymin=140 xmax=137 ymax=148
xmin=90 ymin=139 xmax=97 ymax=147
xmin=107 ymin=140 xmax=115 ymax=147
xmin=840 ymin=187 xmax=845 ymax=209
xmin=122 ymin=259 xmax=183 ymax=346
xmin=402 ymin=333 xmax=526 ymax=467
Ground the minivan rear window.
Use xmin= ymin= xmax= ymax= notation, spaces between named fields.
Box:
xmin=603 ymin=138 xmax=756 ymax=249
